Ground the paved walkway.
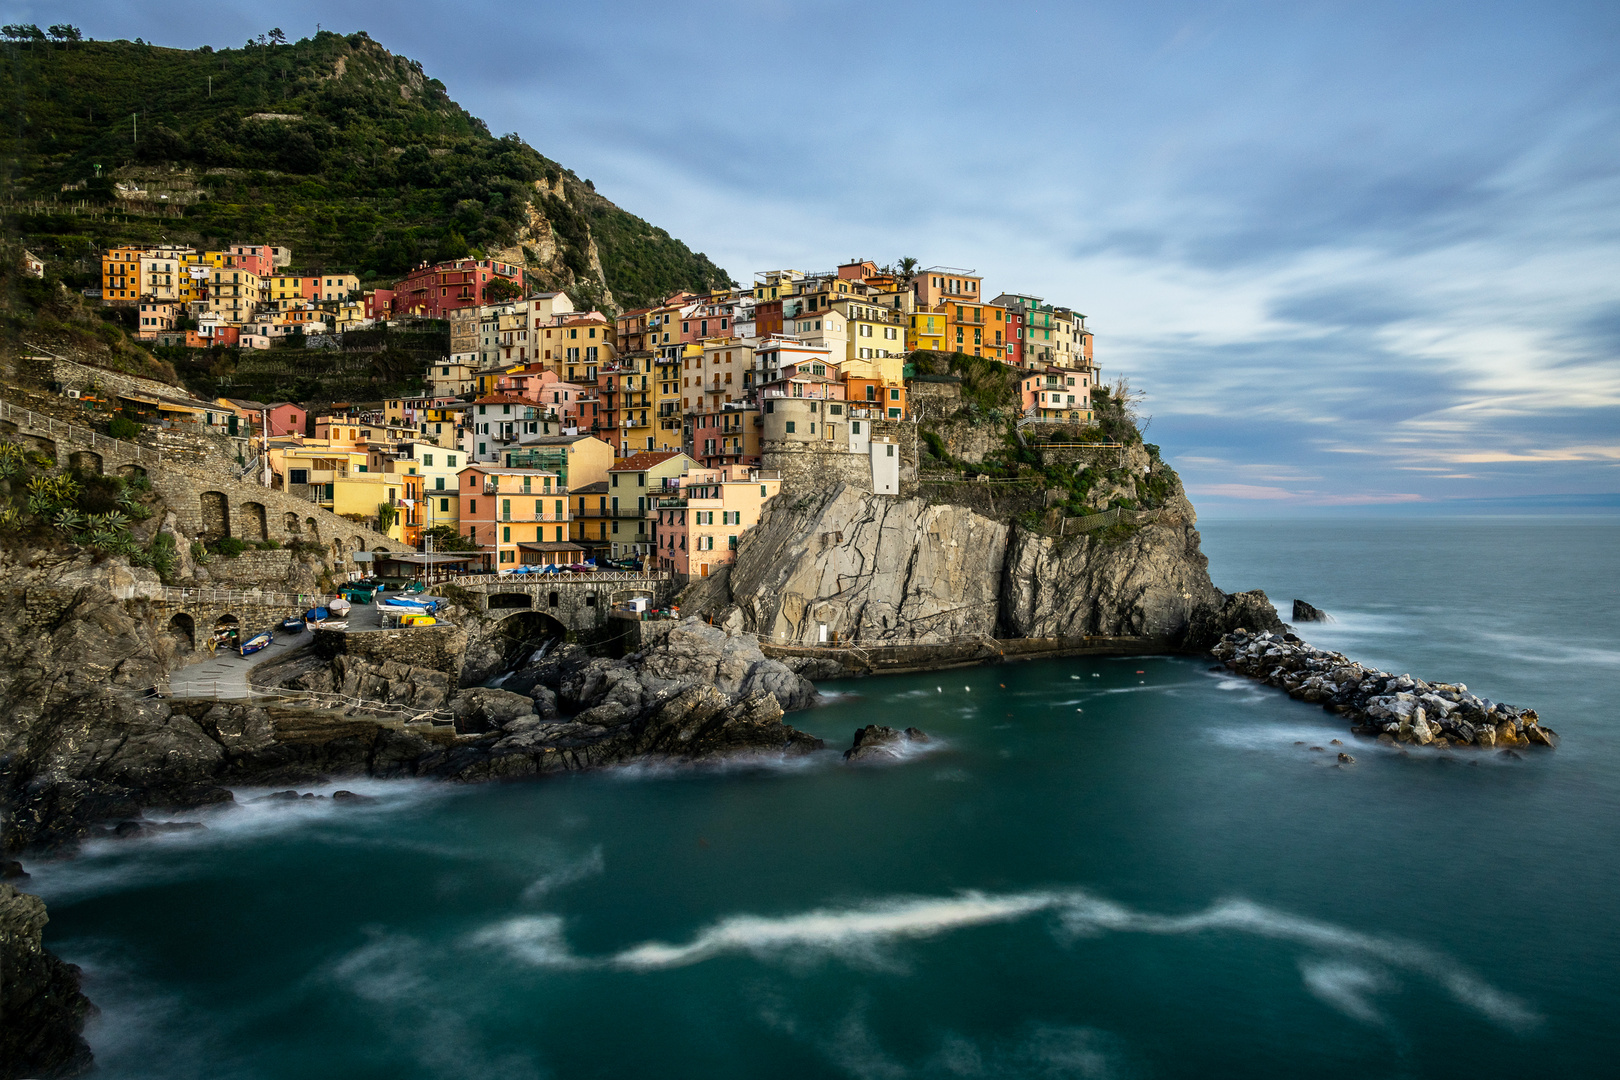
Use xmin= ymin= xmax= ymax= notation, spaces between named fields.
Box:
xmin=166 ymin=625 xmax=310 ymax=699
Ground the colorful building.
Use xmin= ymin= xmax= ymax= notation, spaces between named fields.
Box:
xmin=458 ymin=466 xmax=570 ymax=570
xmin=654 ymin=464 xmax=781 ymax=578
xmin=605 ymin=451 xmax=695 ymax=561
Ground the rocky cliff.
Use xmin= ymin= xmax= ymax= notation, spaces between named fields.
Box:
xmin=0 ymin=882 xmax=93 ymax=1079
xmin=685 ymin=481 xmax=1275 ymax=651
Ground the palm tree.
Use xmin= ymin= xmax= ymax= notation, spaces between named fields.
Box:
xmin=896 ymin=256 xmax=919 ymax=282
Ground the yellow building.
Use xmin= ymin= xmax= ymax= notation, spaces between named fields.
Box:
xmin=100 ymin=245 xmax=147 ymax=305
xmin=209 ymin=267 xmax=263 ymax=326
xmin=909 ymin=309 xmax=947 ymax=352
xmin=653 ymin=350 xmax=684 ymax=451
xmin=330 ymin=471 xmax=420 ymax=544
xmin=835 ymin=298 xmax=907 ymax=363
xmin=691 ymin=339 xmax=753 ymax=415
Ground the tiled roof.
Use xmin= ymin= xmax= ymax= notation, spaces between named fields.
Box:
xmin=609 ymin=450 xmax=686 ymax=472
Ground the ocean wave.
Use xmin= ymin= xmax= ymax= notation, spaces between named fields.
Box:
xmin=26 ymin=779 xmax=452 ymax=904
xmin=469 ymin=887 xmax=1539 ymax=1033
xmin=520 ymin=845 xmax=604 ymax=903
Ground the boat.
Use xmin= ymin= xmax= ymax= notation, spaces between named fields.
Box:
xmin=328 ymin=597 xmax=352 ymax=617
xmin=278 ymin=617 xmax=304 ymax=633
xmin=397 ymin=613 xmax=437 ymax=627
xmin=383 ymin=595 xmax=437 ymax=615
xmin=304 ymin=606 xmax=329 ymax=624
xmin=240 ymin=631 xmax=272 ymax=656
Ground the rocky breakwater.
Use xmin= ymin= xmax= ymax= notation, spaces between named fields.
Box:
xmin=1213 ymin=629 xmax=1556 ymax=751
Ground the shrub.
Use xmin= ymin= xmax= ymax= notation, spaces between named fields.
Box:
xmin=109 ymin=416 xmax=142 ymax=440
xmin=190 ymin=540 xmax=210 ymax=564
xmin=213 ymin=536 xmax=247 ymax=558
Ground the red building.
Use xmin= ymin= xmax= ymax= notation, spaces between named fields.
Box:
xmin=364 ymin=289 xmax=395 ymax=320
xmin=392 ymin=259 xmax=524 ymax=319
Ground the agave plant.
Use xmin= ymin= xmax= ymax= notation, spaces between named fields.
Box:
xmin=0 ymin=505 xmax=19 ymax=529
xmin=52 ymin=507 xmax=85 ymax=534
xmin=0 ymin=442 xmax=23 ymax=480
xmin=83 ymin=528 xmax=121 ymax=550
xmin=88 ymin=511 xmax=130 ymax=532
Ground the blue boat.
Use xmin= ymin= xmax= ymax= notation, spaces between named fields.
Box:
xmin=240 ymin=631 xmax=272 ymax=656
xmin=383 ymin=596 xmax=437 ymax=615
xmin=279 ymin=617 xmax=303 ymax=633
xmin=304 ymin=606 xmax=329 ymax=624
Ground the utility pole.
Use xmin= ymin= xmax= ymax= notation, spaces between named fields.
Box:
xmin=131 ymin=113 xmax=137 ymax=145
xmin=207 ymin=76 xmax=211 ymax=97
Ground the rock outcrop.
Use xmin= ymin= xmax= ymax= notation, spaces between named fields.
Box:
xmin=686 ymin=483 xmax=1280 ymax=650
xmin=1292 ymin=599 xmax=1331 ymax=623
xmin=1213 ymin=629 xmax=1554 ymax=749
xmin=843 ymin=725 xmax=932 ymax=763
xmin=0 ymin=883 xmax=93 ymax=1079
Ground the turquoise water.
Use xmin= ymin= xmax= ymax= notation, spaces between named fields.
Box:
xmin=31 ymin=517 xmax=1620 ymax=1078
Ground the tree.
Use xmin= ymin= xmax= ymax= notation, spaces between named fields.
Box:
xmin=268 ymin=27 xmax=287 ymax=44
xmin=896 ymin=256 xmax=920 ymax=281
xmin=2 ymin=24 xmax=45 ymax=43
xmin=46 ymin=24 xmax=81 ymax=43
xmin=377 ymin=502 xmax=398 ymax=532
xmin=484 ymin=277 xmax=523 ymax=303
xmin=422 ymin=524 xmax=477 ymax=552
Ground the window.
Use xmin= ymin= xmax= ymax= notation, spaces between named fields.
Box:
xmin=887 ymin=444 xmax=896 ymax=457
xmin=469 ymin=499 xmax=476 ymax=513
xmin=785 ymin=421 xmax=796 ymax=433
xmin=289 ymin=468 xmax=309 ymax=485
xmin=439 ymin=498 xmax=450 ymax=512
xmin=890 ymin=388 xmax=900 ymax=400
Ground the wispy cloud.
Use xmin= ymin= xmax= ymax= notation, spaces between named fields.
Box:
xmin=30 ymin=0 xmax=1620 ymax=512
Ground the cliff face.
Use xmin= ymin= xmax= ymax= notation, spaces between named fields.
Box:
xmin=712 ymin=487 xmax=1009 ymax=645
xmin=999 ymin=495 xmax=1222 ymax=639
xmin=0 ymin=883 xmax=93 ymax=1079
xmin=689 ymin=482 xmax=1272 ymax=651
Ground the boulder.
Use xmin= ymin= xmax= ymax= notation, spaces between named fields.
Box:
xmin=1524 ymin=724 xmax=1560 ymax=749
xmin=1291 ymin=599 xmax=1331 ymax=622
xmin=843 ymin=725 xmax=932 ymax=764
xmin=1337 ymin=752 xmax=1356 ymax=764
xmin=449 ymin=687 xmax=537 ymax=734
xmin=0 ymin=884 xmax=93 ymax=1078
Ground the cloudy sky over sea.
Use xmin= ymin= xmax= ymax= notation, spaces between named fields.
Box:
xmin=15 ymin=0 xmax=1620 ymax=513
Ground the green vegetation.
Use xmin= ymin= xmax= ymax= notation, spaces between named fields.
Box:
xmin=910 ymin=351 xmax=1020 ymax=417
xmin=0 ymin=31 xmax=731 ymax=309
xmin=0 ymin=440 xmax=166 ymax=564
xmin=422 ymin=523 xmax=477 ymax=552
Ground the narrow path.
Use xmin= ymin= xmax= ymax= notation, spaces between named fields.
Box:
xmin=166 ymin=625 xmax=310 ymax=699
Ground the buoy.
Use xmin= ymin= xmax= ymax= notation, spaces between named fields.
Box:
xmin=964 ymin=686 xmax=971 ymax=691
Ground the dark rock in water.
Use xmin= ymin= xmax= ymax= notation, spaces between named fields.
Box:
xmin=1524 ymin=725 xmax=1559 ymax=749
xmin=1292 ymin=599 xmax=1331 ymax=623
xmin=1337 ymin=752 xmax=1356 ymax=764
xmin=1 ymin=883 xmax=94 ymax=1079
xmin=331 ymin=790 xmax=375 ymax=803
xmin=1 ymin=859 xmax=28 ymax=880
xmin=260 ymin=790 xmax=302 ymax=802
xmin=844 ymin=725 xmax=931 ymax=764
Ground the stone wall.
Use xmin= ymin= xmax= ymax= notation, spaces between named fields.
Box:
xmin=312 ymin=624 xmax=468 ymax=679
xmin=761 ymin=440 xmax=875 ymax=496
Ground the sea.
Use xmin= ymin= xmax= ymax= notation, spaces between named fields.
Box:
xmin=26 ymin=517 xmax=1620 ymax=1079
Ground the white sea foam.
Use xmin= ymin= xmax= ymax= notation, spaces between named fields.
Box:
xmin=26 ymin=779 xmax=451 ymax=904
xmin=1300 ymin=959 xmax=1390 ymax=1024
xmin=520 ymin=845 xmax=604 ymax=902
xmin=472 ymin=887 xmax=1540 ymax=1033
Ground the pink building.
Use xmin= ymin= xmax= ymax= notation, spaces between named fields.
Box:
xmin=394 ymin=258 xmax=523 ymax=319
xmin=264 ymin=402 xmax=308 ymax=437
xmin=653 ymin=464 xmax=781 ymax=579
xmin=224 ymin=244 xmax=277 ymax=278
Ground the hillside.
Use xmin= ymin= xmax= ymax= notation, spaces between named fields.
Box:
xmin=0 ymin=30 xmax=732 ymax=310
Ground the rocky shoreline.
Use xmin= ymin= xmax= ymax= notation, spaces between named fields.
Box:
xmin=1213 ymin=628 xmax=1557 ymax=751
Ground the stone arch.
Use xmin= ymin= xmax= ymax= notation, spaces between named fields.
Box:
xmin=239 ymin=502 xmax=268 ymax=542
xmin=116 ymin=463 xmax=146 ymax=481
xmin=350 ymin=535 xmax=365 ymax=554
xmin=20 ymin=435 xmax=56 ymax=463
xmin=199 ymin=491 xmax=230 ymax=540
xmin=305 ymin=517 xmax=319 ymax=540
xmin=211 ymin=613 xmax=240 ymax=649
xmin=331 ymin=538 xmax=344 ymax=560
xmin=487 ymin=592 xmax=533 ymax=610
xmin=547 ymin=591 xmax=559 ymax=608
xmin=490 ymin=610 xmax=567 ymax=668
xmin=284 ymin=512 xmax=302 ymax=534
xmin=68 ymin=449 xmax=103 ymax=474
xmin=166 ymin=612 xmax=195 ymax=653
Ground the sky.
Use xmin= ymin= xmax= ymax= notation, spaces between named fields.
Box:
xmin=10 ymin=1 xmax=1620 ymax=515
